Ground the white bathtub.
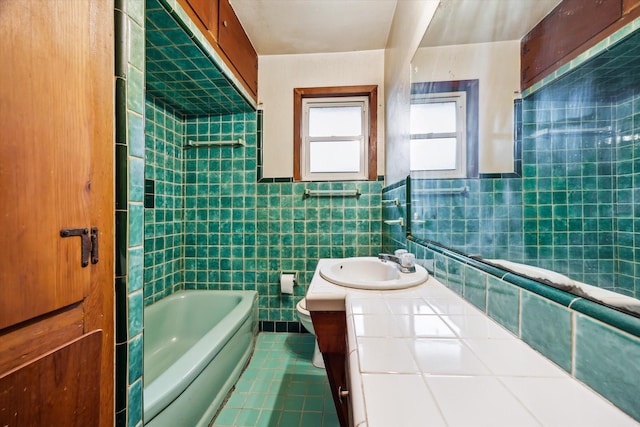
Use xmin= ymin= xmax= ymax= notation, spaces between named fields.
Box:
xmin=143 ymin=290 xmax=257 ymax=427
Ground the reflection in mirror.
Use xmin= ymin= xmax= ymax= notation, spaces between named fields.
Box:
xmin=409 ymin=28 xmax=640 ymax=315
xmin=410 ymin=80 xmax=479 ymax=179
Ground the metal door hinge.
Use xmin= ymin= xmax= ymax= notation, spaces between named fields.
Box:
xmin=60 ymin=227 xmax=99 ymax=267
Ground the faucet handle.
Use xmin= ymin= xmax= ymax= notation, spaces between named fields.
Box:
xmin=401 ymin=253 xmax=415 ymax=267
xmin=394 ymin=249 xmax=408 ymax=257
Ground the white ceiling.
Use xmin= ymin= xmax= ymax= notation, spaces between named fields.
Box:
xmin=419 ymin=0 xmax=562 ymax=47
xmin=231 ymin=0 xmax=562 ymax=56
xmin=230 ymin=0 xmax=398 ymax=55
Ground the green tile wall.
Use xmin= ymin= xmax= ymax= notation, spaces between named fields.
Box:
xmin=410 ymin=178 xmax=525 ymax=262
xmin=521 ymin=97 xmax=618 ymax=291
xmin=406 ymin=24 xmax=640 ymax=300
xmin=144 ymin=96 xmax=185 ymax=305
xmin=181 ymin=113 xmax=383 ymax=322
xmin=446 ymin=257 xmax=464 ymax=295
xmin=145 ymin=0 xmax=253 ymax=115
xmin=141 ymin=108 xmax=383 ymax=324
xmin=381 ymin=182 xmax=407 ymax=253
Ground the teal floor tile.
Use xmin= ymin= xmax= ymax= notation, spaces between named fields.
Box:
xmin=211 ymin=332 xmax=339 ymax=427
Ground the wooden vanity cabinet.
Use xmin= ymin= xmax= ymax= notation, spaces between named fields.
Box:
xmin=311 ymin=311 xmax=352 ymax=427
xmin=179 ymin=0 xmax=258 ymax=99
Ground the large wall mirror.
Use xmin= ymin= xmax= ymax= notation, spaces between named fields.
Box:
xmin=406 ymin=1 xmax=640 ymax=316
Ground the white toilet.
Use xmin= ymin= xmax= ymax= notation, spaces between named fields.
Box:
xmin=296 ymin=298 xmax=325 ymax=368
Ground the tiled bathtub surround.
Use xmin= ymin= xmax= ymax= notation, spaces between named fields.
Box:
xmin=143 ymin=106 xmax=384 ymax=322
xmin=183 ymin=111 xmax=383 ymax=322
xmin=144 ymin=96 xmax=185 ymax=303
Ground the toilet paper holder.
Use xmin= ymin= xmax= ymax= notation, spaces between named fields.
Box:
xmin=280 ymin=271 xmax=297 ymax=294
xmin=280 ymin=271 xmax=297 ymax=282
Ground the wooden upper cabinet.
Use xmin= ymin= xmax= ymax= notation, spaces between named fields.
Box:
xmin=186 ymin=0 xmax=219 ymax=40
xmin=218 ymin=0 xmax=258 ymax=97
xmin=520 ymin=0 xmax=640 ymax=90
xmin=179 ymin=0 xmax=258 ymax=99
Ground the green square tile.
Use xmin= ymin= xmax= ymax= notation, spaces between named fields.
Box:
xmin=213 ymin=408 xmax=239 ymax=426
xmin=575 ymin=314 xmax=640 ymax=422
xmin=278 ymin=411 xmax=301 ymax=426
xmin=520 ymin=291 xmax=572 ymax=372
xmin=127 ymin=290 xmax=143 ymax=338
xmin=446 ymin=258 xmax=464 ymax=295
xmin=486 ymin=276 xmax=519 ymax=335
xmin=463 ymin=266 xmax=487 ymax=311
xmin=127 ymin=334 xmax=143 ymax=389
xmin=127 ymin=379 xmax=142 ymax=427
xmin=129 ymin=112 xmax=145 ymax=158
xmin=234 ymin=409 xmax=261 ymax=426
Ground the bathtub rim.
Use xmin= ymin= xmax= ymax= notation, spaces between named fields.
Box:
xmin=143 ymin=289 xmax=257 ymax=422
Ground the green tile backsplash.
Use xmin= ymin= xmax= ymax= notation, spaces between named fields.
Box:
xmin=486 ymin=275 xmax=519 ymax=335
xmin=574 ymin=314 xmax=640 ymax=421
xmin=398 ymin=235 xmax=640 ymax=422
xmin=520 ymin=291 xmax=572 ymax=372
xmin=463 ymin=265 xmax=487 ymax=311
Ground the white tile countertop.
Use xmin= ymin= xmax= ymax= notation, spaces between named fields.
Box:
xmin=305 ymin=258 xmax=640 ymax=427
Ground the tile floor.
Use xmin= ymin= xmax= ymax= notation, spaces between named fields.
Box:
xmin=211 ymin=332 xmax=341 ymax=427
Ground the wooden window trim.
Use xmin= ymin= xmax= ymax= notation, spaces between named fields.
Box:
xmin=294 ymin=85 xmax=377 ymax=181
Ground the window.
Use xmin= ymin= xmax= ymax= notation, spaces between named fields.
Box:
xmin=294 ymin=86 xmax=377 ymax=181
xmin=410 ymin=92 xmax=466 ymax=177
xmin=410 ymin=80 xmax=479 ymax=179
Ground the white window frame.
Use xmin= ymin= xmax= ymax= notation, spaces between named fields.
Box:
xmin=410 ymin=91 xmax=467 ymax=178
xmin=300 ymin=96 xmax=369 ymax=182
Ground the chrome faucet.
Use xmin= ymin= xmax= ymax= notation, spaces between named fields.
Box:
xmin=378 ymin=253 xmax=416 ymax=273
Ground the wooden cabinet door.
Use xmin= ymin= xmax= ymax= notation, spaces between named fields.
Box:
xmin=218 ymin=0 xmax=258 ymax=96
xmin=186 ymin=0 xmax=219 ymax=38
xmin=0 ymin=0 xmax=114 ymax=425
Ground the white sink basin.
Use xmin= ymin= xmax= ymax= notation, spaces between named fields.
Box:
xmin=319 ymin=257 xmax=429 ymax=290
